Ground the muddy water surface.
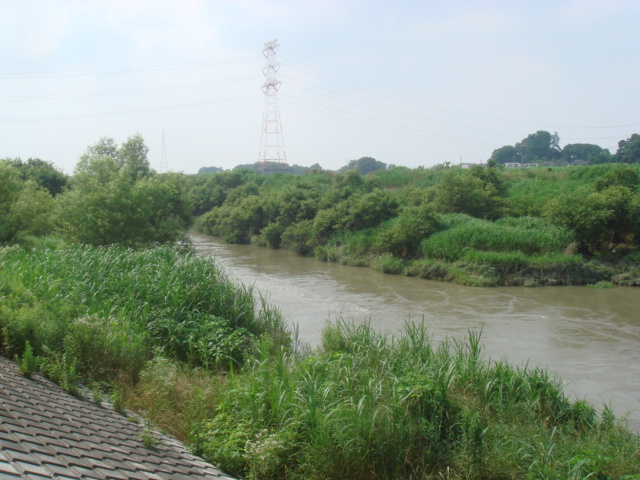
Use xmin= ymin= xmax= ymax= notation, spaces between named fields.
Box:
xmin=192 ymin=233 xmax=640 ymax=430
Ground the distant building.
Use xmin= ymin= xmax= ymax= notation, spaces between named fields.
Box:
xmin=505 ymin=162 xmax=522 ymax=168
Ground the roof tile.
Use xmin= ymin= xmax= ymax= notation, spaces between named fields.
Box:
xmin=0 ymin=356 xmax=234 ymax=479
xmin=0 ymin=456 xmax=22 ymax=477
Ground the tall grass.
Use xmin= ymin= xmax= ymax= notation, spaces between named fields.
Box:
xmin=2 ymin=240 xmax=638 ymax=478
xmin=192 ymin=320 xmax=640 ymax=479
xmin=421 ymin=214 xmax=572 ymax=261
xmin=0 ymin=239 xmax=288 ymax=382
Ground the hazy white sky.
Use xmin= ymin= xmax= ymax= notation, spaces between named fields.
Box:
xmin=1 ymin=0 xmax=639 ymax=174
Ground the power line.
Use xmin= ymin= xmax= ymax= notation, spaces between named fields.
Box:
xmin=0 ymin=76 xmax=255 ymax=103
xmin=279 ymin=94 xmax=495 ymax=147
xmin=0 ymin=94 xmax=258 ymax=124
xmin=0 ymin=56 xmax=260 ymax=79
xmin=279 ymin=55 xmax=640 ymax=131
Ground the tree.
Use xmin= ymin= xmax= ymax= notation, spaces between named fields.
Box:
xmin=57 ymin=136 xmax=192 ymax=246
xmin=430 ymin=169 xmax=505 ymax=220
xmin=545 ymin=185 xmax=640 ymax=254
xmin=0 ymin=162 xmax=55 ymax=244
xmin=340 ymin=157 xmax=387 ymax=175
xmin=490 ymin=145 xmax=520 ymax=164
xmin=116 ymin=133 xmax=151 ymax=180
xmin=198 ymin=166 xmax=225 ymax=174
xmin=515 ymin=130 xmax=560 ymax=163
xmin=8 ymin=158 xmax=68 ymax=196
xmin=561 ymin=143 xmax=607 ymax=164
xmin=616 ymin=133 xmax=640 ymax=164
xmin=0 ymin=162 xmax=24 ymax=243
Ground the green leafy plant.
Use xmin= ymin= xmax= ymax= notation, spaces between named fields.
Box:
xmin=15 ymin=341 xmax=38 ymax=378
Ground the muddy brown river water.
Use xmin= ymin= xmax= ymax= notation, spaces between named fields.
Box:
xmin=192 ymin=233 xmax=640 ymax=430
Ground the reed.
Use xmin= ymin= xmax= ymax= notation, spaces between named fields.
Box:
xmin=421 ymin=214 xmax=572 ymax=261
xmin=193 ymin=319 xmax=640 ymax=479
xmin=0 ymin=239 xmax=288 ymax=382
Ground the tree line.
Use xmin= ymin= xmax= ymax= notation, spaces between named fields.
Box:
xmin=2 ymin=131 xmax=639 ymax=286
xmin=490 ymin=131 xmax=640 ymax=166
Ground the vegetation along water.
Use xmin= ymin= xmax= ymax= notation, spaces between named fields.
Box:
xmin=1 ymin=132 xmax=639 ymax=478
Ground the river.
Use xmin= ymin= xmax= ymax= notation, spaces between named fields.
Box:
xmin=191 ymin=233 xmax=640 ymax=430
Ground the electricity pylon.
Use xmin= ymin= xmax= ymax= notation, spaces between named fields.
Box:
xmin=258 ymin=39 xmax=288 ymax=174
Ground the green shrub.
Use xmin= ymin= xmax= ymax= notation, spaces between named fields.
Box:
xmin=370 ymin=254 xmax=404 ymax=274
xmin=281 ymin=220 xmax=316 ymax=255
xmin=373 ymin=204 xmax=442 ymax=257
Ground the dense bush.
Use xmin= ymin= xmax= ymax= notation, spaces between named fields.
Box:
xmin=0 ymin=162 xmax=56 ymax=244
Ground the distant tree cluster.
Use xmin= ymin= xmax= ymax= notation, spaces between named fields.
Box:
xmin=339 ymin=156 xmax=387 ymax=174
xmin=228 ymin=162 xmax=324 ymax=175
xmin=490 ymin=131 xmax=640 ymax=166
xmin=198 ymin=166 xmax=225 ymax=174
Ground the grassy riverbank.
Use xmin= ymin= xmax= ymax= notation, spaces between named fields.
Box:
xmin=1 ymin=241 xmax=639 ymax=479
xmin=192 ymin=164 xmax=640 ymax=287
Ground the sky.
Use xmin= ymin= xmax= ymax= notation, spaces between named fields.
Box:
xmin=1 ymin=0 xmax=639 ymax=175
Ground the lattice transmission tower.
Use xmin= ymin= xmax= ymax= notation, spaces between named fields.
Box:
xmin=258 ymin=39 xmax=288 ymax=173
xmin=160 ymin=130 xmax=169 ymax=172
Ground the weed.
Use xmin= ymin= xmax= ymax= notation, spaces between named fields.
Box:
xmin=15 ymin=340 xmax=38 ymax=378
xmin=138 ymin=424 xmax=160 ymax=449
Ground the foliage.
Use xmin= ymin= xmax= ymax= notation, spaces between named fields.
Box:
xmin=374 ymin=204 xmax=442 ymax=257
xmin=339 ymin=156 xmax=387 ymax=174
xmin=545 ymin=185 xmax=640 ymax=254
xmin=57 ymin=136 xmax=193 ymax=246
xmin=491 ymin=130 xmax=561 ymax=164
xmin=15 ymin=341 xmax=38 ymax=377
xmin=429 ymin=167 xmax=506 ymax=219
xmin=191 ymin=321 xmax=640 ymax=479
xmin=421 ymin=214 xmax=572 ymax=261
xmin=198 ymin=166 xmax=225 ymax=174
xmin=0 ymin=161 xmax=56 ymax=244
xmin=189 ymin=162 xmax=640 ymax=287
xmin=6 ymin=157 xmax=68 ymax=196
xmin=562 ymin=143 xmax=609 ymax=164
xmin=491 ymin=131 xmax=624 ymax=166
xmin=0 ymin=241 xmax=288 ymax=384
xmin=616 ymin=133 xmax=640 ymax=164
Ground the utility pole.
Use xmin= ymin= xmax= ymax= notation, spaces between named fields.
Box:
xmin=258 ymin=39 xmax=288 ymax=174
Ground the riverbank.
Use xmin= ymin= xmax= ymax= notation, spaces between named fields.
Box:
xmin=192 ymin=165 xmax=640 ymax=288
xmin=314 ymin=242 xmax=638 ymax=287
xmin=2 ymin=240 xmax=639 ymax=479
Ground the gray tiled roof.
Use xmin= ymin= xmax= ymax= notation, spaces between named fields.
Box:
xmin=0 ymin=356 xmax=235 ymax=479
